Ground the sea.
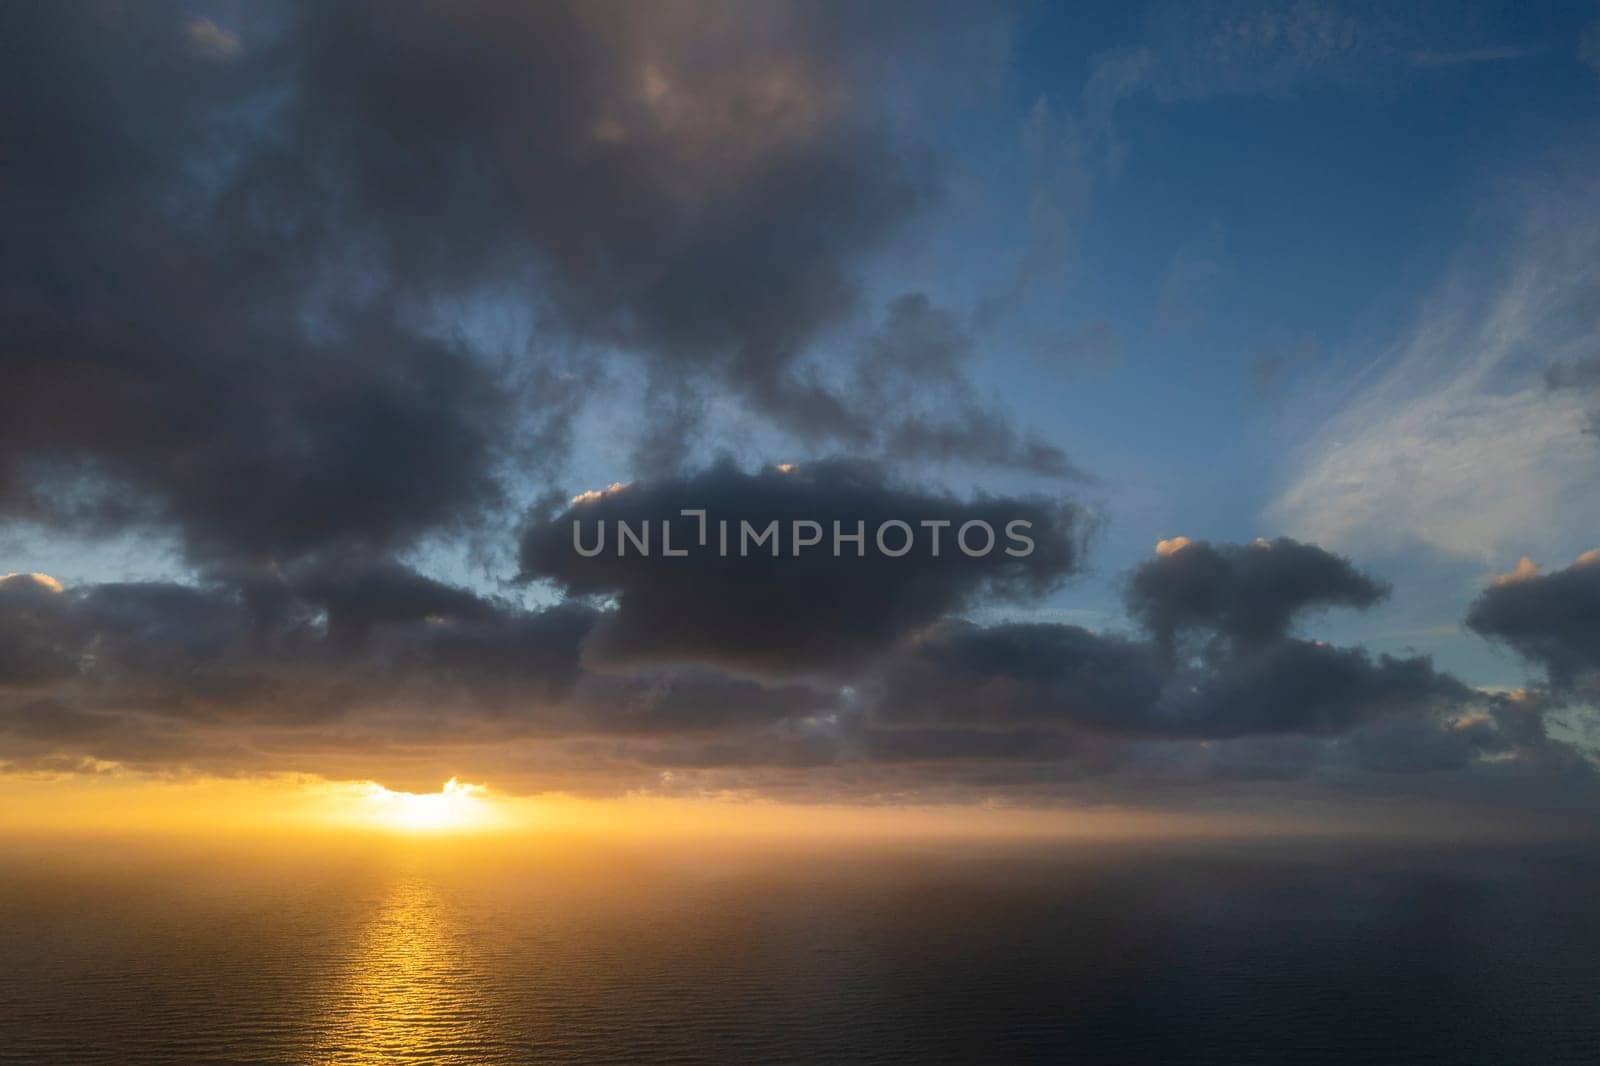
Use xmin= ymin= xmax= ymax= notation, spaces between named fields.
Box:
xmin=1 ymin=834 xmax=1596 ymax=1064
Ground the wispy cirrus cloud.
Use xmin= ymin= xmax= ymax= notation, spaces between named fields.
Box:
xmin=1269 ymin=155 xmax=1600 ymax=561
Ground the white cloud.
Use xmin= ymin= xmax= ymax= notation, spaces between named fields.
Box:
xmin=1269 ymin=160 xmax=1600 ymax=561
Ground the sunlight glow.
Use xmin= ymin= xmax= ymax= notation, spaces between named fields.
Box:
xmin=3 ymin=770 xmax=1553 ymax=842
xmin=361 ymin=778 xmax=492 ymax=833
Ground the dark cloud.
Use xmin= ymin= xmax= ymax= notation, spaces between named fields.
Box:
xmin=0 ymin=538 xmax=1593 ymax=805
xmin=874 ymin=621 xmax=1161 ymax=731
xmin=1466 ymin=556 xmax=1600 ymax=684
xmin=520 ymin=460 xmax=1085 ymax=675
xmin=835 ymin=539 xmax=1581 ymax=796
xmin=1 ymin=1 xmax=1062 ymax=571
xmin=870 ymin=619 xmax=1462 ymax=742
xmin=411 ymin=602 xmax=599 ymax=709
xmin=283 ymin=1 xmax=935 ymax=380
xmin=860 ymin=724 xmax=1079 ymax=763
xmin=569 ymin=669 xmax=833 ymax=736
xmin=1335 ymin=712 xmax=1495 ymax=775
xmin=294 ymin=561 xmax=499 ymax=649
xmin=1153 ymin=639 xmax=1466 ymax=738
xmin=1128 ymin=537 xmax=1388 ymax=655
xmin=0 ymin=3 xmax=526 ymax=565
xmin=607 ymin=716 xmax=846 ymax=771
xmin=0 ymin=575 xmax=79 ymax=686
xmin=0 ymin=566 xmax=595 ymax=722
xmin=0 ymin=560 xmax=848 ymax=780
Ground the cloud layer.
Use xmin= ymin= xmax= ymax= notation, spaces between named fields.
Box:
xmin=2 ymin=525 xmax=1590 ymax=809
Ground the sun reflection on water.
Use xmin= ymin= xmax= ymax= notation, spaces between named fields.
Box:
xmin=310 ymin=873 xmax=491 ymax=1065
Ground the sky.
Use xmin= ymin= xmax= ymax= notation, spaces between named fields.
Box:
xmin=2 ymin=0 xmax=1599 ymax=831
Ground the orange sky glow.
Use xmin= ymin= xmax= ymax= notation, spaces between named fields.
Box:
xmin=0 ymin=771 xmax=1578 ymax=845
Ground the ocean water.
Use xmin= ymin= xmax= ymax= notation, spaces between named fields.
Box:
xmin=0 ymin=835 xmax=1596 ymax=1065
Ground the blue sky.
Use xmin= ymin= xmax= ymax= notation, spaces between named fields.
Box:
xmin=790 ymin=0 xmax=1600 ymax=688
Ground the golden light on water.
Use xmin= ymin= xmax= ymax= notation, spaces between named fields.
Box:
xmin=311 ymin=874 xmax=481 ymax=1064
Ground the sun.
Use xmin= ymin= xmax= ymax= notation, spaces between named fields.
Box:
xmin=362 ymin=778 xmax=491 ymax=833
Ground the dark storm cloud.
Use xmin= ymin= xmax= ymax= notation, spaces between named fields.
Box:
xmin=870 ymin=620 xmax=1462 ymax=741
xmin=842 ymin=539 xmax=1574 ymax=790
xmin=1128 ymin=537 xmax=1388 ymax=652
xmin=0 ymin=566 xmax=595 ymax=717
xmin=1152 ymin=639 xmax=1466 ymax=738
xmin=0 ymin=538 xmax=1593 ymax=804
xmin=294 ymin=561 xmax=498 ymax=648
xmin=0 ymin=575 xmax=79 ymax=686
xmin=4 ymin=527 xmax=1576 ymax=797
xmin=411 ymin=601 xmax=599 ymax=706
xmin=1335 ymin=712 xmax=1497 ymax=775
xmin=520 ymin=460 xmax=1085 ymax=675
xmin=0 ymin=3 xmax=525 ymax=565
xmin=570 ymin=669 xmax=834 ymax=736
xmin=282 ymin=1 xmax=935 ymax=374
xmin=860 ymin=724 xmax=1079 ymax=762
xmin=0 ymin=561 xmax=854 ymax=776
xmin=0 ymin=1 xmax=1056 ymax=570
xmin=1466 ymin=556 xmax=1600 ymax=684
xmin=603 ymin=715 xmax=847 ymax=771
xmin=874 ymin=621 xmax=1162 ymax=731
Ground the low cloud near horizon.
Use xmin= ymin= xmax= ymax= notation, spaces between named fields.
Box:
xmin=2 ymin=501 xmax=1592 ymax=815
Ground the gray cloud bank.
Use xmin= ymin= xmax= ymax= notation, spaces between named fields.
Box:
xmin=2 ymin=514 xmax=1592 ymax=813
